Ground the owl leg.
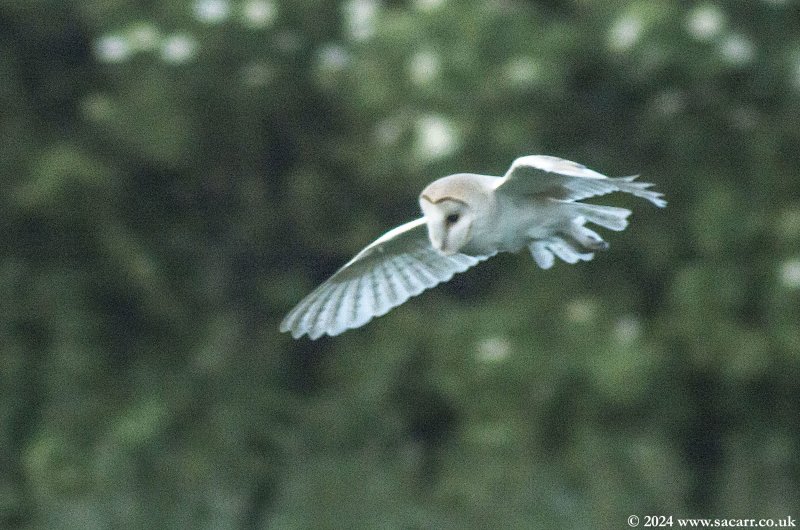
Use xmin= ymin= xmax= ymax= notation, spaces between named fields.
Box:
xmin=529 ymin=236 xmax=594 ymax=269
xmin=565 ymin=217 xmax=609 ymax=251
xmin=529 ymin=240 xmax=556 ymax=269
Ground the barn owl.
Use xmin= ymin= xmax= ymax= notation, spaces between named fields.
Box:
xmin=280 ymin=155 xmax=666 ymax=339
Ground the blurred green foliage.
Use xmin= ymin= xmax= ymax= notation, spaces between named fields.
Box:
xmin=2 ymin=0 xmax=800 ymax=528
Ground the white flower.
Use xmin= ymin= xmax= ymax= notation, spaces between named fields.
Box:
xmin=505 ymin=56 xmax=541 ymax=86
xmin=408 ymin=51 xmax=440 ymax=85
xmin=95 ymin=34 xmax=132 ymax=63
xmin=242 ymin=0 xmax=277 ymax=29
xmin=161 ymin=34 xmax=198 ymax=64
xmin=344 ymin=0 xmax=377 ymax=41
xmin=609 ymin=15 xmax=643 ymax=52
xmin=414 ymin=115 xmax=459 ymax=160
xmin=476 ymin=337 xmax=511 ymax=363
xmin=194 ymin=0 xmax=230 ymax=24
xmin=719 ymin=34 xmax=755 ymax=65
xmin=317 ymin=44 xmax=351 ymax=72
xmin=687 ymin=5 xmax=725 ymax=41
xmin=780 ymin=259 xmax=800 ymax=289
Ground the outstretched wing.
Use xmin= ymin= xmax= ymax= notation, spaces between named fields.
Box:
xmin=280 ymin=218 xmax=491 ymax=340
xmin=496 ymin=155 xmax=667 ymax=207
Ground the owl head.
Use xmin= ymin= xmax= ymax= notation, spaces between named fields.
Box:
xmin=419 ymin=173 xmax=495 ymax=255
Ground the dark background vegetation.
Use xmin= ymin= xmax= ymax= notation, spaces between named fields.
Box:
xmin=2 ymin=0 xmax=800 ymax=527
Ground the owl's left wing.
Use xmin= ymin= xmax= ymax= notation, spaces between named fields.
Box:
xmin=280 ymin=218 xmax=491 ymax=340
xmin=496 ymin=155 xmax=666 ymax=207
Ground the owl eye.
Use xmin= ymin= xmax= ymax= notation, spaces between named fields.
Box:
xmin=445 ymin=213 xmax=460 ymax=225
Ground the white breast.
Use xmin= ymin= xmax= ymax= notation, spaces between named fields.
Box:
xmin=462 ymin=194 xmax=563 ymax=255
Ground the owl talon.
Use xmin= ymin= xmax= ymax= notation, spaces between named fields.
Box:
xmin=589 ymin=240 xmax=609 ymax=251
xmin=568 ymin=222 xmax=608 ymax=251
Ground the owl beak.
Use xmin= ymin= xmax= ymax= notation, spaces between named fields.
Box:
xmin=430 ymin=236 xmax=446 ymax=255
xmin=434 ymin=236 xmax=459 ymax=256
xmin=427 ymin=229 xmax=454 ymax=256
xmin=438 ymin=243 xmax=457 ymax=256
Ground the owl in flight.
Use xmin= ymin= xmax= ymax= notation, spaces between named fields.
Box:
xmin=281 ymin=155 xmax=666 ymax=339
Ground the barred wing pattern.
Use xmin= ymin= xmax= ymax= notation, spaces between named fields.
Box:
xmin=280 ymin=218 xmax=490 ymax=339
xmin=497 ymin=155 xmax=667 ymax=207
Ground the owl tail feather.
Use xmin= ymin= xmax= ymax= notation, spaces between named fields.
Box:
xmin=611 ymin=176 xmax=668 ymax=208
xmin=560 ymin=201 xmax=632 ymax=232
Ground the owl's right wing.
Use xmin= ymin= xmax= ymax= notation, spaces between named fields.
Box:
xmin=280 ymin=218 xmax=491 ymax=340
xmin=496 ymin=155 xmax=666 ymax=207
